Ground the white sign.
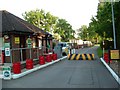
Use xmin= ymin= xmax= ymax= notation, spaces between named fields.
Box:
xmin=5 ymin=48 xmax=10 ymax=56
xmin=3 ymin=66 xmax=11 ymax=80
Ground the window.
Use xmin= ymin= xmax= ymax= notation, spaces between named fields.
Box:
xmin=38 ymin=39 xmax=42 ymax=49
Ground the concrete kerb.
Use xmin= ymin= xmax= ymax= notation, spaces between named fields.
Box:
xmin=1 ymin=56 xmax=67 ymax=80
xmin=100 ymin=58 xmax=120 ymax=85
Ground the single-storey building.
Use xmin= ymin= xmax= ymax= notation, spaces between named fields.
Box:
xmin=0 ymin=10 xmax=53 ymax=64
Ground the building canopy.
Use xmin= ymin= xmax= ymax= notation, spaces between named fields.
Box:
xmin=0 ymin=10 xmax=51 ymax=36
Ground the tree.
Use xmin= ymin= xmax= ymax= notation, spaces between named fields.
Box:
xmin=78 ymin=25 xmax=88 ymax=40
xmin=22 ymin=9 xmax=58 ymax=32
xmin=96 ymin=2 xmax=113 ymax=38
xmin=23 ymin=9 xmax=75 ymax=42
xmin=54 ymin=19 xmax=75 ymax=42
xmin=87 ymin=17 xmax=102 ymax=43
xmin=90 ymin=2 xmax=120 ymax=48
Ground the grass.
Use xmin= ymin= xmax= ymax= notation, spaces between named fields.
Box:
xmin=97 ymin=47 xmax=103 ymax=58
xmin=97 ymin=45 xmax=108 ymax=58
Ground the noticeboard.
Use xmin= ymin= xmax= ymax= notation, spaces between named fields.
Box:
xmin=4 ymin=43 xmax=10 ymax=48
xmin=15 ymin=37 xmax=20 ymax=44
xmin=109 ymin=49 xmax=120 ymax=60
xmin=5 ymin=48 xmax=10 ymax=56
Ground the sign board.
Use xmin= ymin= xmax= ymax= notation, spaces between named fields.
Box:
xmin=5 ymin=48 xmax=10 ymax=56
xmin=15 ymin=37 xmax=20 ymax=44
xmin=2 ymin=66 xmax=11 ymax=80
xmin=26 ymin=38 xmax=32 ymax=48
xmin=4 ymin=43 xmax=10 ymax=48
xmin=109 ymin=49 xmax=120 ymax=60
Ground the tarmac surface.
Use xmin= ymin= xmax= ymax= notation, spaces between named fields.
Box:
xmin=2 ymin=46 xmax=119 ymax=88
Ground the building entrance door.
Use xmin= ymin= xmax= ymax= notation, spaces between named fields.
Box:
xmin=20 ymin=36 xmax=26 ymax=61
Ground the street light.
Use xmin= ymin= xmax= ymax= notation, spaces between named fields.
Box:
xmin=111 ymin=0 xmax=116 ymax=49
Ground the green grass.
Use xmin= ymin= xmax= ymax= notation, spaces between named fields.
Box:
xmin=97 ymin=45 xmax=108 ymax=58
xmin=97 ymin=47 xmax=103 ymax=58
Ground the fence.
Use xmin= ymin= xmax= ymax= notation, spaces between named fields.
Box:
xmin=10 ymin=46 xmax=53 ymax=63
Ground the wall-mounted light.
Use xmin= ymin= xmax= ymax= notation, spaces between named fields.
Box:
xmin=4 ymin=35 xmax=9 ymax=39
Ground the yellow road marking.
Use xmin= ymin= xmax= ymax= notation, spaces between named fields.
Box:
xmin=67 ymin=54 xmax=70 ymax=59
xmin=82 ymin=54 xmax=86 ymax=60
xmin=76 ymin=54 xmax=80 ymax=60
xmin=87 ymin=54 xmax=91 ymax=60
xmin=92 ymin=54 xmax=95 ymax=60
xmin=71 ymin=54 xmax=76 ymax=60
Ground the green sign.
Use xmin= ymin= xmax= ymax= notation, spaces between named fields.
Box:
xmin=26 ymin=38 xmax=32 ymax=48
xmin=3 ymin=67 xmax=11 ymax=71
xmin=2 ymin=66 xmax=11 ymax=80
xmin=26 ymin=38 xmax=31 ymax=45
xmin=4 ymin=43 xmax=10 ymax=48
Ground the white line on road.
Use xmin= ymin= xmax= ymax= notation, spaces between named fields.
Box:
xmin=100 ymin=58 xmax=120 ymax=85
xmin=12 ymin=56 xmax=67 ymax=79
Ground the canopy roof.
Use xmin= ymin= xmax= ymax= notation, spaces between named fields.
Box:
xmin=0 ymin=10 xmax=51 ymax=36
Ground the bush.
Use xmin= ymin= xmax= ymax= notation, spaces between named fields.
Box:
xmin=52 ymin=42 xmax=56 ymax=49
xmin=100 ymin=40 xmax=114 ymax=50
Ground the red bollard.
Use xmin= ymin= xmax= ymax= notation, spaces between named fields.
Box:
xmin=104 ymin=53 xmax=112 ymax=63
xmin=39 ymin=56 xmax=45 ymax=65
xmin=1 ymin=52 xmax=5 ymax=64
xmin=46 ymin=54 xmax=52 ymax=62
xmin=26 ymin=59 xmax=33 ymax=69
xmin=52 ymin=53 xmax=57 ymax=60
xmin=13 ymin=62 xmax=21 ymax=74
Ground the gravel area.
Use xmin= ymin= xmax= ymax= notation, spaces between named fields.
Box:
xmin=110 ymin=60 xmax=120 ymax=77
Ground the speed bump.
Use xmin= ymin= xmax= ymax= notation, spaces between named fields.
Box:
xmin=67 ymin=54 xmax=94 ymax=60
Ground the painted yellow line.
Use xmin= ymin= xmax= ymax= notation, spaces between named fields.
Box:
xmin=71 ymin=54 xmax=76 ymax=60
xmin=87 ymin=54 xmax=91 ymax=60
xmin=76 ymin=54 xmax=80 ymax=60
xmin=82 ymin=54 xmax=86 ymax=60
xmin=92 ymin=54 xmax=95 ymax=59
xmin=67 ymin=54 xmax=70 ymax=60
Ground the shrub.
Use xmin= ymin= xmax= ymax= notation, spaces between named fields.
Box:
xmin=100 ymin=40 xmax=114 ymax=50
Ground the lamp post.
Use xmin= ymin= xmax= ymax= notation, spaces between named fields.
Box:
xmin=99 ymin=0 xmax=117 ymax=49
xmin=111 ymin=0 xmax=116 ymax=49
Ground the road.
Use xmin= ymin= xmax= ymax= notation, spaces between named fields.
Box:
xmin=2 ymin=46 xmax=119 ymax=88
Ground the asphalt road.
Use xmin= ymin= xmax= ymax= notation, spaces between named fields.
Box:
xmin=2 ymin=46 xmax=119 ymax=88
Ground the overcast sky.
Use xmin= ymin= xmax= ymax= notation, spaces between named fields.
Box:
xmin=0 ymin=0 xmax=99 ymax=30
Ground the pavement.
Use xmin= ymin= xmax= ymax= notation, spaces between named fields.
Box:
xmin=1 ymin=46 xmax=120 ymax=88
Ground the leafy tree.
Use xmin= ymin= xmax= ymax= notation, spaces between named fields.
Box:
xmin=78 ymin=25 xmax=88 ymax=40
xmin=22 ymin=9 xmax=58 ymax=32
xmin=96 ymin=2 xmax=113 ymax=38
xmin=54 ymin=19 xmax=75 ymax=41
xmin=22 ymin=9 xmax=75 ymax=42
xmin=87 ymin=2 xmax=120 ymax=48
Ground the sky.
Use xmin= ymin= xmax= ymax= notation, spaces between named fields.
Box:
xmin=0 ymin=0 xmax=99 ymax=30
